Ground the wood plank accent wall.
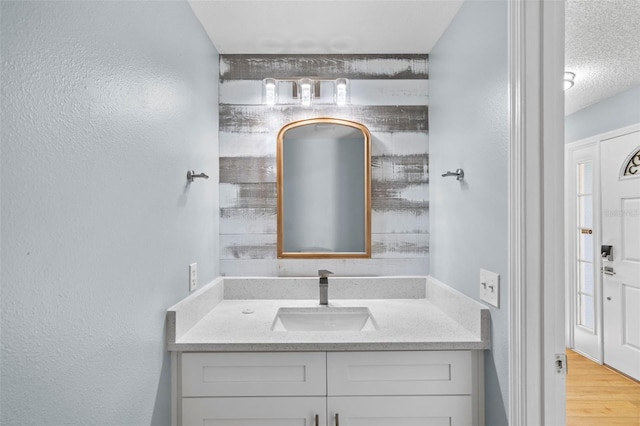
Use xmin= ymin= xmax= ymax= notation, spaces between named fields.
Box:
xmin=219 ymin=55 xmax=429 ymax=276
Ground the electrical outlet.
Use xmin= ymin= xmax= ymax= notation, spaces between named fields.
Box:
xmin=189 ymin=263 xmax=197 ymax=292
xmin=479 ymin=268 xmax=500 ymax=308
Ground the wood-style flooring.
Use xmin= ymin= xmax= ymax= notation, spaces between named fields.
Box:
xmin=567 ymin=349 xmax=640 ymax=425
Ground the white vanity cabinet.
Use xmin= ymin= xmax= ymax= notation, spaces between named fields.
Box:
xmin=175 ymin=350 xmax=484 ymax=426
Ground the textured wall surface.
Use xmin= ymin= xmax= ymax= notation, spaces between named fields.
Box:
xmin=429 ymin=1 xmax=509 ymax=424
xmin=219 ymin=55 xmax=430 ymax=276
xmin=0 ymin=2 xmax=219 ymax=425
xmin=566 ymin=85 xmax=640 ymax=143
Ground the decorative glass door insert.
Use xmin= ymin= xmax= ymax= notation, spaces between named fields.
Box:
xmin=576 ymin=161 xmax=595 ymax=331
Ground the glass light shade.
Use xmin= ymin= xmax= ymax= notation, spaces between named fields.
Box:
xmin=335 ymin=78 xmax=348 ymax=106
xmin=299 ymin=79 xmax=313 ymax=106
xmin=264 ymin=78 xmax=276 ymax=105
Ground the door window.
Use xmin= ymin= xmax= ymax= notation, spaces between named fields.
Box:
xmin=576 ymin=161 xmax=595 ymax=331
xmin=622 ymin=148 xmax=640 ymax=176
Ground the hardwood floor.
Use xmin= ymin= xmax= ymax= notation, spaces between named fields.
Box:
xmin=566 ymin=349 xmax=640 ymax=425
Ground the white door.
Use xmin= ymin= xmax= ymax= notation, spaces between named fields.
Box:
xmin=566 ymin=142 xmax=602 ymax=361
xmin=601 ymin=129 xmax=640 ymax=381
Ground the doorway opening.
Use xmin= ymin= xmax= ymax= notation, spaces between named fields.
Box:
xmin=565 ymin=124 xmax=640 ymax=423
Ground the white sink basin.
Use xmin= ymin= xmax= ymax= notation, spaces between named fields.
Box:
xmin=271 ymin=307 xmax=379 ymax=332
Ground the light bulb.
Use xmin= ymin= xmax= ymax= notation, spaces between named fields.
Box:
xmin=264 ymin=78 xmax=276 ymax=105
xmin=335 ymin=78 xmax=347 ymax=106
xmin=299 ymin=79 xmax=312 ymax=106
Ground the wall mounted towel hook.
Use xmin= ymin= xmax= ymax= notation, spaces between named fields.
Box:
xmin=187 ymin=170 xmax=209 ymax=183
xmin=441 ymin=168 xmax=464 ymax=181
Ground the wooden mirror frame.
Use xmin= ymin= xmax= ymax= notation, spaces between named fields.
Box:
xmin=276 ymin=117 xmax=372 ymax=259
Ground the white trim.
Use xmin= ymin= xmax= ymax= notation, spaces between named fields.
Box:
xmin=522 ymin=1 xmax=544 ymax=421
xmin=474 ymin=350 xmax=486 ymax=426
xmin=171 ymin=351 xmax=179 ymax=426
xmin=509 ymin=1 xmax=566 ymax=424
xmin=507 ymin=0 xmax=527 ymax=423
xmin=566 ymin=137 xmax=603 ymax=150
xmin=542 ymin=3 xmax=567 ymax=425
xmin=598 ymin=123 xmax=640 ymax=142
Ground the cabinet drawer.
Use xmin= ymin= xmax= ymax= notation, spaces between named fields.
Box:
xmin=181 ymin=352 xmax=326 ymax=397
xmin=327 ymin=351 xmax=473 ymax=396
xmin=328 ymin=395 xmax=472 ymax=426
xmin=183 ymin=396 xmax=326 ymax=426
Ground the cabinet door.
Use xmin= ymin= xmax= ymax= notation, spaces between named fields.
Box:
xmin=183 ymin=397 xmax=326 ymax=426
xmin=328 ymin=396 xmax=472 ymax=426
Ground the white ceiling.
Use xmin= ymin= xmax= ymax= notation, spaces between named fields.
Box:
xmin=189 ymin=0 xmax=464 ymax=54
xmin=189 ymin=0 xmax=640 ymax=116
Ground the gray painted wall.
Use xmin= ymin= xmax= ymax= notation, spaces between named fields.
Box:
xmin=0 ymin=2 xmax=219 ymax=425
xmin=219 ymin=55 xmax=430 ymax=276
xmin=428 ymin=1 xmax=509 ymax=424
xmin=566 ymin=85 xmax=640 ymax=143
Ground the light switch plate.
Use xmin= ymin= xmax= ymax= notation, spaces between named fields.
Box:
xmin=480 ymin=268 xmax=500 ymax=308
xmin=189 ymin=263 xmax=198 ymax=292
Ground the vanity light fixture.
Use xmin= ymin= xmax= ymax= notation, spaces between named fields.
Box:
xmin=262 ymin=78 xmax=349 ymax=106
xmin=564 ymin=71 xmax=575 ymax=90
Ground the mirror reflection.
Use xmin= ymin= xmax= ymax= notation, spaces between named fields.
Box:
xmin=277 ymin=118 xmax=371 ymax=258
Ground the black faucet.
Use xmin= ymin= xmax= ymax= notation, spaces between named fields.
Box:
xmin=318 ymin=269 xmax=333 ymax=305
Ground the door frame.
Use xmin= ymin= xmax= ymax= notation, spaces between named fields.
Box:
xmin=508 ymin=0 xmax=566 ymax=424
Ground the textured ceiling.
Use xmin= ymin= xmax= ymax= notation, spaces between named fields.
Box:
xmin=189 ymin=0 xmax=640 ymax=116
xmin=565 ymin=0 xmax=640 ymax=115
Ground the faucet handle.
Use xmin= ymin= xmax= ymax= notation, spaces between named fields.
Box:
xmin=318 ymin=269 xmax=334 ymax=278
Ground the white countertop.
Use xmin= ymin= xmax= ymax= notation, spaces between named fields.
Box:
xmin=166 ymin=276 xmax=491 ymax=352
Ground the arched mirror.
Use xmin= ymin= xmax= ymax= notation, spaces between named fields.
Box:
xmin=277 ymin=118 xmax=372 ymax=258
